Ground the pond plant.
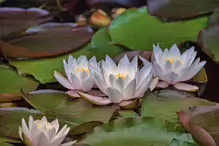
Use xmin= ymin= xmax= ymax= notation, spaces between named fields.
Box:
xmin=0 ymin=0 xmax=219 ymax=146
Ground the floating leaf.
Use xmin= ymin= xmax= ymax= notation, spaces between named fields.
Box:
xmin=147 ymin=0 xmax=219 ymax=20
xmin=0 ymin=107 xmax=42 ymax=139
xmin=0 ymin=65 xmax=39 ymax=102
xmin=109 ymin=7 xmax=207 ymax=50
xmin=0 ymin=7 xmax=50 ymax=39
xmin=91 ymin=27 xmax=127 ymax=60
xmin=22 ymin=90 xmax=119 ymax=135
xmin=1 ymin=25 xmax=94 ymax=58
xmin=198 ymin=25 xmax=219 ymax=63
xmin=80 ymin=117 xmax=198 ymax=146
xmin=117 ymin=110 xmax=139 ymax=119
xmin=141 ymin=91 xmax=217 ymax=123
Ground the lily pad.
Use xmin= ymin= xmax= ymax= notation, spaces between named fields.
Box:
xmin=1 ymin=24 xmax=94 ymax=58
xmin=9 ymin=39 xmax=126 ymax=84
xmin=0 ymin=107 xmax=42 ymax=139
xmin=91 ymin=27 xmax=127 ymax=60
xmin=0 ymin=65 xmax=39 ymax=102
xmin=147 ymin=0 xmax=219 ymax=20
xmin=0 ymin=7 xmax=50 ymax=40
xmin=80 ymin=117 xmax=198 ymax=146
xmin=198 ymin=25 xmax=219 ymax=63
xmin=109 ymin=7 xmax=207 ymax=50
xmin=141 ymin=91 xmax=217 ymax=123
xmin=117 ymin=110 xmax=139 ymax=119
xmin=22 ymin=90 xmax=119 ymax=135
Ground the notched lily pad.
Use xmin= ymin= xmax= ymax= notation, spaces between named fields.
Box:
xmin=0 ymin=7 xmax=50 ymax=40
xmin=0 ymin=107 xmax=42 ymax=139
xmin=80 ymin=117 xmax=197 ymax=146
xmin=1 ymin=24 xmax=94 ymax=58
xmin=198 ymin=25 xmax=219 ymax=63
xmin=109 ymin=7 xmax=207 ymax=51
xmin=22 ymin=90 xmax=119 ymax=135
xmin=147 ymin=0 xmax=219 ymax=20
xmin=0 ymin=64 xmax=39 ymax=102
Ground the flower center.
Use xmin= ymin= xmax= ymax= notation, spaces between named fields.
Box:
xmin=35 ymin=120 xmax=53 ymax=130
xmin=165 ymin=58 xmax=184 ymax=65
xmin=116 ymin=73 xmax=127 ymax=79
xmin=76 ymin=67 xmax=90 ymax=74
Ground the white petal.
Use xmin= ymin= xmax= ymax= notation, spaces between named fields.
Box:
xmin=157 ymin=81 xmax=169 ymax=88
xmin=89 ymin=56 xmax=97 ymax=65
xmin=149 ymin=77 xmax=159 ymax=91
xmin=41 ymin=116 xmax=48 ymax=123
xmin=162 ymin=71 xmax=180 ymax=84
xmin=68 ymin=55 xmax=74 ymax=66
xmin=105 ymin=87 xmax=124 ymax=103
xmin=93 ymin=72 xmax=107 ymax=93
xmin=60 ymin=141 xmax=77 ymax=146
xmin=37 ymin=132 xmax=50 ymax=146
xmin=123 ymin=79 xmax=136 ymax=100
xmin=66 ymin=90 xmax=80 ymax=98
xmin=118 ymin=54 xmax=130 ymax=69
xmin=55 ymin=125 xmax=68 ymax=139
xmin=169 ymin=44 xmax=180 ymax=57
xmin=70 ymin=73 xmax=82 ymax=90
xmin=153 ymin=44 xmax=163 ymax=64
xmin=47 ymin=128 xmax=56 ymax=142
xmin=130 ymin=56 xmax=138 ymax=72
xmin=51 ymin=119 xmax=59 ymax=133
xmin=63 ymin=60 xmax=72 ymax=82
xmin=81 ymin=77 xmax=94 ymax=92
xmin=30 ymin=123 xmax=41 ymax=146
xmin=78 ymin=91 xmax=112 ymax=105
xmin=163 ymin=61 xmax=172 ymax=72
xmin=21 ymin=118 xmax=30 ymax=139
xmin=78 ymin=71 xmax=88 ymax=83
xmin=88 ymin=89 xmax=107 ymax=97
xmin=105 ymin=55 xmax=116 ymax=67
xmin=153 ymin=61 xmax=165 ymax=78
xmin=134 ymin=73 xmax=152 ymax=98
xmin=19 ymin=126 xmax=23 ymax=140
xmin=139 ymin=55 xmax=150 ymax=65
xmin=136 ymin=64 xmax=152 ymax=89
xmin=54 ymin=71 xmax=75 ymax=90
xmin=28 ymin=116 xmax=34 ymax=131
xmin=173 ymin=60 xmax=183 ymax=73
xmin=77 ymin=55 xmax=88 ymax=65
xmin=163 ymin=48 xmax=170 ymax=58
xmin=173 ymin=83 xmax=199 ymax=92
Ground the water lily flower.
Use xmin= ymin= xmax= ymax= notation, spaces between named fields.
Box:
xmin=54 ymin=55 xmax=100 ymax=97
xmin=152 ymin=44 xmax=206 ymax=92
xmin=19 ymin=115 xmax=76 ymax=146
xmin=78 ymin=55 xmax=153 ymax=106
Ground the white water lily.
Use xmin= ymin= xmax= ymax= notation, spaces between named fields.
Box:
xmin=78 ymin=55 xmax=153 ymax=106
xmin=54 ymin=55 xmax=100 ymax=97
xmin=19 ymin=116 xmax=76 ymax=146
xmin=152 ymin=44 xmax=206 ymax=91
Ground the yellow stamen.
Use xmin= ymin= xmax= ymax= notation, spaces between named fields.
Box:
xmin=76 ymin=67 xmax=90 ymax=74
xmin=165 ymin=58 xmax=184 ymax=64
xmin=116 ymin=73 xmax=127 ymax=79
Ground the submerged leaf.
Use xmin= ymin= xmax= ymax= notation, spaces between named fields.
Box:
xmin=109 ymin=7 xmax=207 ymax=50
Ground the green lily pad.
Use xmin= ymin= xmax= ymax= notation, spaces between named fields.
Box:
xmin=117 ymin=110 xmax=139 ymax=119
xmin=0 ymin=107 xmax=42 ymax=139
xmin=1 ymin=25 xmax=93 ymax=58
xmin=147 ymin=0 xmax=219 ymax=20
xmin=109 ymin=7 xmax=207 ymax=50
xmin=91 ymin=27 xmax=127 ymax=60
xmin=141 ymin=91 xmax=217 ymax=123
xmin=0 ymin=65 xmax=39 ymax=102
xmin=80 ymin=117 xmax=198 ymax=146
xmin=22 ymin=90 xmax=119 ymax=135
xmin=198 ymin=25 xmax=219 ymax=63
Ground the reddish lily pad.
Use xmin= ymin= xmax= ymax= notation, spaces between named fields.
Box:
xmin=0 ymin=7 xmax=50 ymax=40
xmin=198 ymin=25 xmax=219 ymax=63
xmin=22 ymin=90 xmax=119 ymax=135
xmin=178 ymin=106 xmax=219 ymax=145
xmin=0 ymin=107 xmax=42 ymax=139
xmin=147 ymin=0 xmax=219 ymax=20
xmin=1 ymin=24 xmax=94 ymax=58
xmin=0 ymin=64 xmax=39 ymax=102
xmin=109 ymin=7 xmax=207 ymax=51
